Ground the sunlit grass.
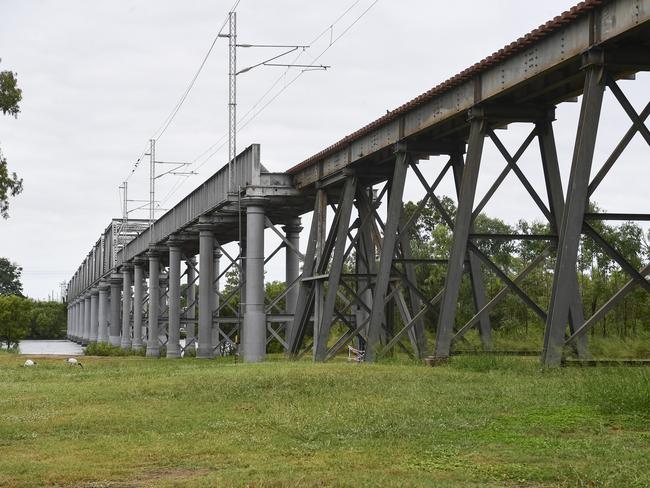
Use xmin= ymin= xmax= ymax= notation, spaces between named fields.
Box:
xmin=1 ymin=351 xmax=649 ymax=487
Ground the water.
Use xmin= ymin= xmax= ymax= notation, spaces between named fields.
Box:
xmin=18 ymin=340 xmax=84 ymax=356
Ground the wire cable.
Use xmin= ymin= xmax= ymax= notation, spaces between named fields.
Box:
xmin=151 ymin=0 xmax=241 ymax=141
xmin=156 ymin=0 xmax=379 ymax=208
xmin=123 ymin=0 xmax=241 ymax=183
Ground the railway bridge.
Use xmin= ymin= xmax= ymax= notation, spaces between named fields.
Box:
xmin=66 ymin=0 xmax=650 ymax=366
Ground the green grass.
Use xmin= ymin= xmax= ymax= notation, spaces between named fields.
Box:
xmin=1 ymin=352 xmax=650 ymax=487
xmin=457 ymin=327 xmax=650 ymax=359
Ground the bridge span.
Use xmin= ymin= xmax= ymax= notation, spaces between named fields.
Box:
xmin=66 ymin=0 xmax=650 ymax=366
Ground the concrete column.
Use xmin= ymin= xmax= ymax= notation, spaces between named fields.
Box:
xmin=147 ymin=250 xmax=161 ymax=357
xmin=109 ymin=274 xmax=122 ymax=347
xmin=159 ymin=272 xmax=168 ymax=348
xmin=198 ymin=226 xmax=214 ymax=359
xmin=284 ymin=219 xmax=302 ymax=350
xmin=90 ymin=288 xmax=99 ymax=343
xmin=120 ymin=265 xmax=133 ymax=349
xmin=72 ymin=302 xmax=78 ymax=341
xmin=78 ymin=300 xmax=84 ymax=342
xmin=240 ymin=240 xmax=247 ymax=316
xmin=70 ymin=302 xmax=75 ymax=341
xmin=132 ymin=260 xmax=145 ymax=351
xmin=98 ymin=280 xmax=110 ymax=343
xmin=185 ymin=257 xmax=197 ymax=350
xmin=77 ymin=299 xmax=84 ymax=344
xmin=238 ymin=239 xmax=247 ymax=355
xmin=242 ymin=198 xmax=267 ymax=362
xmin=66 ymin=305 xmax=71 ymax=339
xmin=82 ymin=295 xmax=91 ymax=345
xmin=167 ymin=243 xmax=181 ymax=358
xmin=283 ymin=218 xmax=302 ymax=317
xmin=212 ymin=248 xmax=222 ymax=350
xmin=69 ymin=303 xmax=74 ymax=340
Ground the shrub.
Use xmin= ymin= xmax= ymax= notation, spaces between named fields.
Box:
xmin=85 ymin=342 xmax=145 ymax=357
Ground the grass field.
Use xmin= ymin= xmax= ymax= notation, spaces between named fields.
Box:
xmin=1 ymin=352 xmax=649 ymax=487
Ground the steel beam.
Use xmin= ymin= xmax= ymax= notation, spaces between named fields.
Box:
xmin=366 ymin=148 xmax=409 ymax=361
xmin=315 ymin=177 xmax=357 ymax=361
xmin=397 ymin=213 xmax=428 ymax=357
xmin=184 ymin=257 xmax=197 ymax=350
xmin=284 ymin=218 xmax=302 ymax=346
xmin=451 ymin=153 xmax=492 ymax=351
xmin=435 ymin=117 xmax=486 ymax=358
xmin=543 ymin=63 xmax=605 ymax=367
xmin=538 ymin=117 xmax=589 ymax=358
xmin=212 ymin=248 xmax=222 ymax=352
xmin=288 ymin=195 xmax=322 ymax=356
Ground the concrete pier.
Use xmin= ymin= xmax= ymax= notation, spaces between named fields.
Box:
xmin=197 ymin=225 xmax=214 ymax=359
xmin=242 ymin=198 xmax=267 ymax=363
xmin=146 ymin=251 xmax=160 ymax=357
xmin=166 ymin=242 xmax=181 ymax=358
xmin=185 ymin=258 xmax=196 ymax=352
xmin=83 ymin=294 xmax=91 ymax=345
xmin=132 ymin=260 xmax=145 ymax=351
xmin=120 ymin=265 xmax=132 ymax=349
xmin=90 ymin=288 xmax=99 ymax=343
xmin=98 ymin=280 xmax=109 ymax=343
xmin=109 ymin=274 xmax=122 ymax=347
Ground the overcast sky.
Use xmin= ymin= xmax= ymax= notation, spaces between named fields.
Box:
xmin=0 ymin=0 xmax=647 ymax=300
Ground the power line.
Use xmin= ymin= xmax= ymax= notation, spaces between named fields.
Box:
xmin=156 ymin=0 xmax=379 ymax=208
xmin=123 ymin=0 xmax=241 ymax=184
xmin=152 ymin=0 xmax=242 ymax=141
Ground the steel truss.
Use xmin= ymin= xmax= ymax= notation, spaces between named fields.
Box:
xmin=543 ymin=51 xmax=650 ymax=366
xmin=289 ymin=142 xmax=495 ymax=361
xmin=290 ymin=48 xmax=650 ymax=365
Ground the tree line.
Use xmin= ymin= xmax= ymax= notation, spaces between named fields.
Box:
xmin=0 ymin=257 xmax=67 ymax=349
xmin=402 ymin=197 xmax=650 ymax=339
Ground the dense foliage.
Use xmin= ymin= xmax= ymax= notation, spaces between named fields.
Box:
xmin=0 ymin=257 xmax=23 ymax=296
xmin=401 ymin=197 xmax=650 ymax=340
xmin=0 ymin=59 xmax=23 ymax=219
xmin=0 ymin=296 xmax=67 ymax=348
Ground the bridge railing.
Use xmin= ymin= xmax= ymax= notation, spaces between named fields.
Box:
xmin=117 ymin=144 xmax=262 ymax=265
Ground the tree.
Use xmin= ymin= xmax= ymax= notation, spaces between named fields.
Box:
xmin=0 ymin=295 xmax=31 ymax=349
xmin=0 ymin=257 xmax=23 ymax=296
xmin=0 ymin=59 xmax=23 ymax=219
xmin=27 ymin=301 xmax=67 ymax=339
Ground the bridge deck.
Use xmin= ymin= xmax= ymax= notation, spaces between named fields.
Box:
xmin=288 ymin=0 xmax=650 ymax=191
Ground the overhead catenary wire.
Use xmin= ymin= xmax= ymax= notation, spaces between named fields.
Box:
xmin=203 ymin=0 xmax=380 ymax=165
xmin=151 ymin=0 xmax=242 ymax=141
xmin=156 ymin=0 xmax=379 ymax=208
xmin=123 ymin=0 xmax=241 ymax=183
